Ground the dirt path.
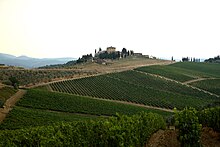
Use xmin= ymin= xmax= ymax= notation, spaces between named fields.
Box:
xmin=0 ymin=83 xmax=5 ymax=89
xmin=135 ymin=70 xmax=220 ymax=98
xmin=0 ymin=89 xmax=27 ymax=123
xmin=183 ymin=78 xmax=218 ymax=84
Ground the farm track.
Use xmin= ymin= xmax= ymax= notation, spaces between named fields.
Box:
xmin=0 ymin=89 xmax=27 ymax=123
xmin=183 ymin=78 xmax=219 ymax=84
xmin=135 ymin=70 xmax=220 ymax=98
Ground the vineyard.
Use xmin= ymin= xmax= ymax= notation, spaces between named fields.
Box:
xmin=0 ymin=89 xmax=171 ymax=129
xmin=135 ymin=62 xmax=220 ymax=82
xmin=0 ymin=106 xmax=98 ymax=130
xmin=190 ymin=79 xmax=220 ymax=96
xmin=0 ymin=69 xmax=97 ymax=86
xmin=0 ymin=112 xmax=166 ymax=146
xmin=49 ymin=70 xmax=219 ymax=110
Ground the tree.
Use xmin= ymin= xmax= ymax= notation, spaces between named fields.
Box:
xmin=9 ymin=76 xmax=19 ymax=89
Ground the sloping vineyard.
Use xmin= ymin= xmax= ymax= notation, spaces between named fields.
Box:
xmin=0 ymin=89 xmax=171 ymax=129
xmin=0 ymin=106 xmax=98 ymax=130
xmin=17 ymin=89 xmax=171 ymax=117
xmin=135 ymin=62 xmax=220 ymax=82
xmin=190 ymin=79 xmax=220 ymax=96
xmin=49 ymin=71 xmax=218 ymax=110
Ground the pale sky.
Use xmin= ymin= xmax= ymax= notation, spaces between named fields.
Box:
xmin=0 ymin=0 xmax=219 ymax=60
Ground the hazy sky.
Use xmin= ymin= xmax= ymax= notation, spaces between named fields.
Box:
xmin=0 ymin=0 xmax=219 ymax=60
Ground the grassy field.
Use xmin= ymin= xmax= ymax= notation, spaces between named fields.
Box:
xmin=135 ymin=62 xmax=220 ymax=82
xmin=49 ymin=70 xmax=218 ymax=110
xmin=0 ymin=87 xmax=17 ymax=107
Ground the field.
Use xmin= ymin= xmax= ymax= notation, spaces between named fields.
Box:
xmin=190 ymin=79 xmax=220 ymax=96
xmin=0 ymin=106 xmax=99 ymax=130
xmin=0 ymin=89 xmax=171 ymax=129
xmin=135 ymin=62 xmax=220 ymax=82
xmin=49 ymin=70 xmax=219 ymax=110
xmin=0 ymin=87 xmax=17 ymax=107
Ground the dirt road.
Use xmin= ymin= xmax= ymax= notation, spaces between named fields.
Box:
xmin=0 ymin=89 xmax=27 ymax=123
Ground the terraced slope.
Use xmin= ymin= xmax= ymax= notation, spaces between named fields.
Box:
xmin=135 ymin=62 xmax=220 ymax=82
xmin=49 ymin=71 xmax=219 ymax=110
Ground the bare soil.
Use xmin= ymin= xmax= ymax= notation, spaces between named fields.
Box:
xmin=0 ymin=89 xmax=26 ymax=123
xmin=0 ymin=83 xmax=5 ymax=89
xmin=146 ymin=127 xmax=220 ymax=147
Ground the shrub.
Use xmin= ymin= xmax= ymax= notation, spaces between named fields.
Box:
xmin=175 ymin=107 xmax=202 ymax=147
xmin=199 ymin=107 xmax=220 ymax=131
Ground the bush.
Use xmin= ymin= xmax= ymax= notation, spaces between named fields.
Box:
xmin=0 ymin=112 xmax=166 ymax=147
xmin=199 ymin=107 xmax=220 ymax=131
xmin=175 ymin=107 xmax=202 ymax=147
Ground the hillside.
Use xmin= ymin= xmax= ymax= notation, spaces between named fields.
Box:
xmin=135 ymin=62 xmax=220 ymax=82
xmin=0 ymin=57 xmax=171 ymax=87
xmin=0 ymin=53 xmax=75 ymax=68
xmin=0 ymin=61 xmax=220 ymax=146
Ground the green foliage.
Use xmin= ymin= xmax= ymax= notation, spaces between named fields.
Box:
xmin=199 ymin=107 xmax=220 ymax=131
xmin=0 ymin=87 xmax=17 ymax=107
xmin=190 ymin=79 xmax=220 ymax=96
xmin=0 ymin=112 xmax=166 ymax=147
xmin=99 ymin=52 xmax=119 ymax=59
xmin=9 ymin=76 xmax=19 ymax=89
xmin=175 ymin=107 xmax=202 ymax=147
xmin=50 ymin=71 xmax=218 ymax=110
xmin=135 ymin=65 xmax=195 ymax=82
xmin=0 ymin=106 xmax=99 ymax=130
xmin=135 ymin=62 xmax=220 ymax=82
xmin=171 ymin=62 xmax=220 ymax=78
xmin=17 ymin=89 xmax=171 ymax=117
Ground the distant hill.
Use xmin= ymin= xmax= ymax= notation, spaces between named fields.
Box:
xmin=0 ymin=53 xmax=76 ymax=68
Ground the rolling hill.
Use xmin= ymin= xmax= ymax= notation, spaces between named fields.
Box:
xmin=0 ymin=53 xmax=76 ymax=68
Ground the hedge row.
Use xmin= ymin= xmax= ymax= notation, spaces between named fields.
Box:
xmin=0 ymin=112 xmax=166 ymax=147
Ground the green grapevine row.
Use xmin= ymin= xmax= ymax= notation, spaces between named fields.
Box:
xmin=49 ymin=73 xmax=218 ymax=110
xmin=0 ymin=112 xmax=166 ymax=146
